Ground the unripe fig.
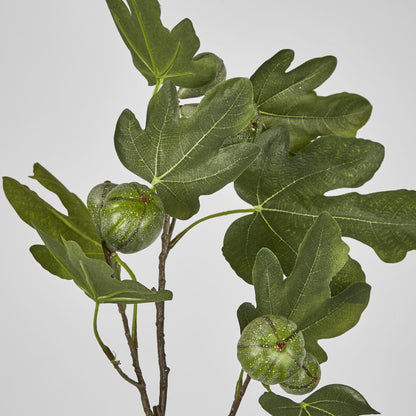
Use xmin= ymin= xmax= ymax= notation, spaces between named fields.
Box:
xmin=99 ymin=182 xmax=165 ymax=254
xmin=87 ymin=181 xmax=118 ymax=235
xmin=237 ymin=315 xmax=306 ymax=385
xmin=280 ymin=352 xmax=321 ymax=395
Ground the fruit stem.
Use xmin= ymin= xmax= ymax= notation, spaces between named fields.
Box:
xmin=169 ymin=208 xmax=256 ymax=249
xmin=228 ymin=374 xmax=251 ymax=416
xmin=114 ymin=253 xmax=139 ymax=349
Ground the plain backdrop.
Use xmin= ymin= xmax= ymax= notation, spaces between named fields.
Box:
xmin=1 ymin=1 xmax=415 ymax=415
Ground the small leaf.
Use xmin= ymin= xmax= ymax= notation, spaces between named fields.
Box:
xmin=252 ymin=248 xmax=284 ymax=316
xmin=237 ymin=302 xmax=260 ymax=333
xmin=259 ymin=385 xmax=379 ymax=415
xmin=251 ymin=50 xmax=372 ymax=151
xmin=223 ymin=126 xmax=416 ymax=283
xmin=36 ymin=229 xmax=172 ymax=304
xmin=115 ymin=78 xmax=258 ymax=219
xmin=106 ymin=0 xmax=219 ymax=88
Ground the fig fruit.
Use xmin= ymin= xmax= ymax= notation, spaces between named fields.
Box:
xmin=99 ymin=182 xmax=165 ymax=254
xmin=87 ymin=181 xmax=118 ymax=235
xmin=237 ymin=315 xmax=306 ymax=385
xmin=280 ymin=352 xmax=321 ymax=395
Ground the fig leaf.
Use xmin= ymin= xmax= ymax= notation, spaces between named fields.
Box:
xmin=223 ymin=125 xmax=416 ymax=286
xmin=3 ymin=164 xmax=103 ymax=280
xmin=115 ymin=78 xmax=259 ymax=219
xmin=239 ymin=214 xmax=370 ymax=363
xmin=35 ymin=228 xmax=172 ymax=304
xmin=106 ymin=0 xmax=220 ymax=88
xmin=251 ymin=50 xmax=372 ymax=152
xmin=259 ymin=384 xmax=379 ymax=416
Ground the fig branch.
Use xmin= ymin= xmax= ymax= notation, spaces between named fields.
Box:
xmin=93 ymin=302 xmax=142 ymax=390
xmin=169 ymin=208 xmax=256 ymax=249
xmin=154 ymin=215 xmax=176 ymax=416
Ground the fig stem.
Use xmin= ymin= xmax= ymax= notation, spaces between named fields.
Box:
xmin=93 ymin=302 xmax=143 ymax=390
xmin=228 ymin=373 xmax=251 ymax=416
xmin=114 ymin=254 xmax=139 ymax=349
xmin=155 ymin=215 xmax=176 ymax=416
xmin=169 ymin=208 xmax=256 ymax=249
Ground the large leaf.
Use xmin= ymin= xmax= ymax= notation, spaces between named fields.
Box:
xmin=3 ymin=164 xmax=103 ymax=279
xmin=259 ymin=385 xmax=379 ymax=416
xmin=115 ymin=78 xmax=258 ymax=219
xmin=251 ymin=50 xmax=372 ymax=152
xmin=242 ymin=215 xmax=370 ymax=363
xmin=37 ymin=230 xmax=172 ymax=304
xmin=106 ymin=0 xmax=219 ymax=88
xmin=223 ymin=126 xmax=416 ymax=284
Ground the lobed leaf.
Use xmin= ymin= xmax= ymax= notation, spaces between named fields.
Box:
xmin=223 ymin=126 xmax=416 ymax=284
xmin=115 ymin=78 xmax=259 ymax=219
xmin=259 ymin=385 xmax=379 ymax=415
xmin=106 ymin=0 xmax=219 ymax=88
xmin=248 ymin=215 xmax=370 ymax=363
xmin=3 ymin=165 xmax=103 ymax=279
xmin=251 ymin=50 xmax=372 ymax=151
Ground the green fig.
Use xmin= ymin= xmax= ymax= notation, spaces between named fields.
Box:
xmin=280 ymin=352 xmax=321 ymax=395
xmin=237 ymin=315 xmax=306 ymax=385
xmin=99 ymin=182 xmax=165 ymax=254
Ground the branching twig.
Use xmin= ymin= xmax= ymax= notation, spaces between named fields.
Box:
xmin=154 ymin=215 xmax=176 ymax=416
xmin=228 ymin=375 xmax=251 ymax=416
xmin=93 ymin=302 xmax=142 ymax=390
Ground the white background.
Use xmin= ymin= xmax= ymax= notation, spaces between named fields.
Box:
xmin=1 ymin=1 xmax=415 ymax=415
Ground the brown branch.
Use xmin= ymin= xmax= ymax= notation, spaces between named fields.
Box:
xmin=110 ymin=358 xmax=144 ymax=390
xmin=118 ymin=304 xmax=154 ymax=416
xmin=102 ymin=244 xmax=154 ymax=416
xmin=154 ymin=215 xmax=175 ymax=416
xmin=228 ymin=375 xmax=251 ymax=416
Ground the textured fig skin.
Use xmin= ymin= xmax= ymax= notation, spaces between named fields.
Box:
xmin=87 ymin=181 xmax=118 ymax=235
xmin=280 ymin=352 xmax=321 ymax=395
xmin=237 ymin=315 xmax=306 ymax=385
xmin=99 ymin=182 xmax=165 ymax=254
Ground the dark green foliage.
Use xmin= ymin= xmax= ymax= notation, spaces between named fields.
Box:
xmin=223 ymin=126 xmax=416 ymax=285
xmin=260 ymin=385 xmax=379 ymax=415
xmin=237 ymin=214 xmax=371 ymax=363
xmin=114 ymin=79 xmax=259 ymax=219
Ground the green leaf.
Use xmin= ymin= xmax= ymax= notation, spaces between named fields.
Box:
xmin=252 ymin=247 xmax=284 ymax=316
xmin=3 ymin=165 xmax=103 ymax=279
xmin=223 ymin=126 xmax=416 ymax=283
xmin=251 ymin=50 xmax=372 ymax=151
xmin=37 ymin=230 xmax=172 ymax=304
xmin=259 ymin=385 xmax=379 ymax=416
xmin=115 ymin=78 xmax=259 ymax=219
xmin=106 ymin=0 xmax=219 ymax=88
xmin=178 ymin=53 xmax=226 ymax=98
xmin=249 ymin=215 xmax=370 ymax=363
xmin=281 ymin=213 xmax=350 ymax=325
xmin=30 ymin=245 xmax=73 ymax=280
xmin=237 ymin=302 xmax=260 ymax=333
xmin=300 ymin=281 xmax=370 ymax=362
